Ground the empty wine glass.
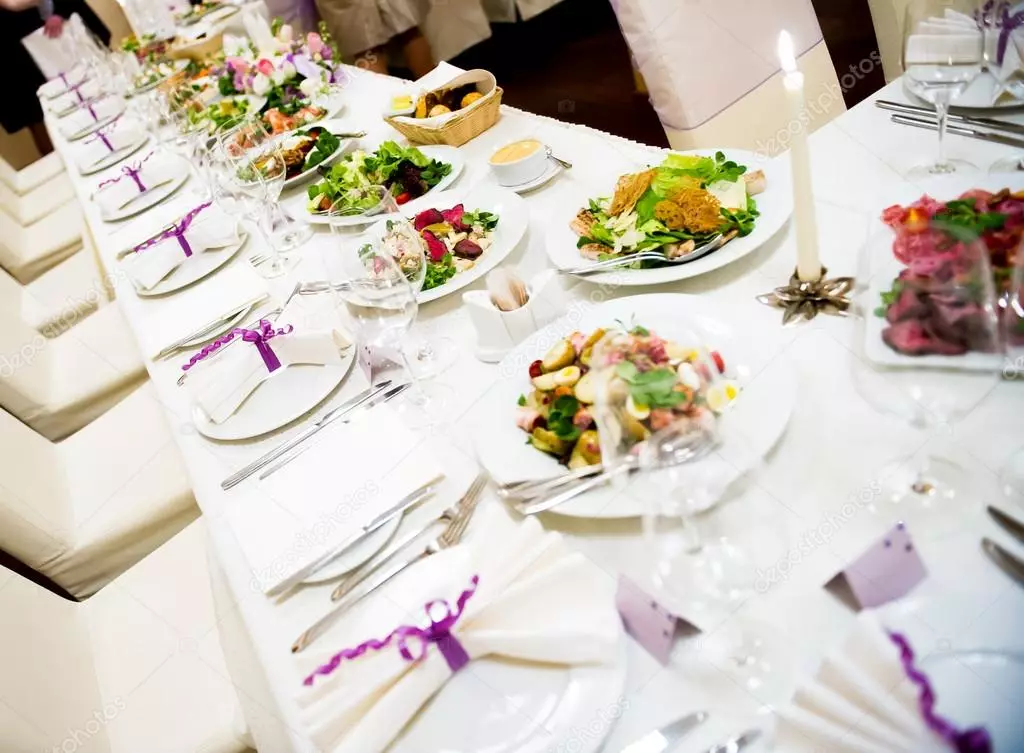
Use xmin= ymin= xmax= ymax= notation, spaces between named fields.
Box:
xmin=902 ymin=0 xmax=984 ymax=177
xmin=851 ymin=211 xmax=1004 ymax=531
xmin=1000 ymin=235 xmax=1024 ymax=501
xmin=228 ymin=150 xmax=298 ymax=278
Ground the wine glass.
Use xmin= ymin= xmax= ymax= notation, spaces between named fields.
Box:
xmin=227 ymin=149 xmax=298 ymax=278
xmin=1000 ymin=235 xmax=1024 ymax=501
xmin=851 ymin=212 xmax=1004 ymax=531
xmin=984 ymin=6 xmax=1024 ymax=172
xmin=902 ymin=0 xmax=985 ymax=177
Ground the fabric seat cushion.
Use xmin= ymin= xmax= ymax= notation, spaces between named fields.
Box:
xmin=0 ymin=200 xmax=83 ymax=284
xmin=0 ymin=172 xmax=76 ymax=225
xmin=0 ymin=151 xmax=65 ymax=195
xmin=84 ymin=520 xmax=254 ymax=753
xmin=18 ymin=249 xmax=107 ymax=335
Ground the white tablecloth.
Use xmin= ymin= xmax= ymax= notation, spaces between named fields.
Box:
xmin=44 ymin=68 xmax=1024 ymax=752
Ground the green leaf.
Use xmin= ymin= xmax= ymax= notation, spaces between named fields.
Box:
xmin=517 ymin=394 xmax=526 ymax=406
xmin=547 ymin=395 xmax=582 ymax=441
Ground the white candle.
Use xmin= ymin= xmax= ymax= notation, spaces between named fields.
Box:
xmin=778 ymin=31 xmax=822 ymax=283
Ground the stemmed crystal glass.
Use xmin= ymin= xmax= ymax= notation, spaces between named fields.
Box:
xmin=1000 ymin=236 xmax=1024 ymax=501
xmin=226 ymin=148 xmax=298 ymax=278
xmin=851 ymin=212 xmax=1004 ymax=530
xmin=902 ymin=0 xmax=985 ymax=177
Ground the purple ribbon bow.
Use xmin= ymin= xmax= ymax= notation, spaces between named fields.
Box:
xmin=134 ymin=201 xmax=211 ymax=258
xmin=976 ymin=1 xmax=1024 ymax=65
xmin=303 ymin=576 xmax=480 ymax=687
xmin=97 ymin=151 xmax=153 ymax=192
xmin=181 ymin=319 xmax=294 ymax=373
xmin=888 ymin=632 xmax=992 ymax=753
xmin=88 ymin=128 xmax=113 ymax=152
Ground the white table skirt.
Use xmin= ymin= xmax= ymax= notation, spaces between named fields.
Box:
xmin=44 ymin=68 xmax=1024 ymax=752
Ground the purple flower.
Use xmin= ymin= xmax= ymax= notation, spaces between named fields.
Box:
xmin=320 ymin=46 xmax=332 ymax=61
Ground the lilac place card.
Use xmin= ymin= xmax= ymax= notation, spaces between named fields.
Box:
xmin=616 ymin=575 xmax=697 ymax=664
xmin=826 ymin=522 xmax=927 ymax=609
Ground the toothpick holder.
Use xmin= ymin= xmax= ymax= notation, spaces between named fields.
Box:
xmin=464 ymin=270 xmax=569 ymax=362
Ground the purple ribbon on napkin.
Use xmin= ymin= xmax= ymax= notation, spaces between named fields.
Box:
xmin=88 ymin=128 xmax=114 ymax=152
xmin=85 ymin=102 xmax=99 ymax=121
xmin=887 ymin=632 xmax=992 ymax=753
xmin=133 ymin=201 xmax=211 ymax=258
xmin=303 ymin=576 xmax=480 ymax=687
xmin=181 ymin=319 xmax=295 ymax=373
xmin=58 ymin=71 xmax=69 ymax=87
xmin=70 ymin=83 xmax=86 ymax=104
xmin=976 ymin=0 xmax=1024 ymax=65
xmin=97 ymin=151 xmax=153 ymax=192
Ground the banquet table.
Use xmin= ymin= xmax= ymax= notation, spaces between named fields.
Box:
xmin=43 ymin=65 xmax=1024 ymax=753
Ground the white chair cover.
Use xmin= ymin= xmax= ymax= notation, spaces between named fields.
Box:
xmin=0 ymin=199 xmax=83 ymax=283
xmin=611 ymin=0 xmax=845 ymax=152
xmin=0 ymin=151 xmax=65 ymax=196
xmin=0 ymin=381 xmax=198 ymax=597
xmin=0 ymin=171 xmax=76 ymax=226
xmin=868 ymin=0 xmax=914 ymax=82
xmin=0 ymin=301 xmax=145 ymax=440
xmin=0 ymin=249 xmax=107 ymax=337
xmin=0 ymin=520 xmax=253 ymax=753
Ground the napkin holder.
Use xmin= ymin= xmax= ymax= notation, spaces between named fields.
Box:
xmin=463 ymin=270 xmax=569 ymax=362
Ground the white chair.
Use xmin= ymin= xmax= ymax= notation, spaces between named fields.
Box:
xmin=0 ymin=300 xmax=146 ymax=440
xmin=0 ymin=151 xmax=65 ymax=195
xmin=0 ymin=171 xmax=76 ymax=226
xmin=0 ymin=248 xmax=108 ymax=337
xmin=0 ymin=519 xmax=255 ymax=753
xmin=0 ymin=199 xmax=84 ymax=283
xmin=868 ymin=0 xmax=913 ymax=82
xmin=0 ymin=380 xmax=199 ymax=597
xmin=612 ymin=0 xmax=846 ymax=153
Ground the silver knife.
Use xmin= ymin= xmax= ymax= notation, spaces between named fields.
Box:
xmin=987 ymin=505 xmax=1024 ymax=545
xmin=265 ymin=479 xmax=439 ymax=597
xmin=618 ymin=710 xmax=708 ymax=753
xmin=877 ymin=99 xmax=1024 ymax=136
xmin=220 ymin=380 xmax=393 ymax=490
xmin=257 ymin=382 xmax=412 ymax=480
xmin=702 ymin=728 xmax=761 ymax=753
xmin=891 ymin=114 xmax=1024 ymax=149
xmin=982 ymin=537 xmax=1024 ymax=587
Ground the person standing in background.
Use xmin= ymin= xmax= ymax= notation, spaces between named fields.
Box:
xmin=263 ymin=0 xmax=319 ymax=33
xmin=315 ymin=0 xmax=435 ymax=78
xmin=0 ymin=0 xmax=109 ymax=155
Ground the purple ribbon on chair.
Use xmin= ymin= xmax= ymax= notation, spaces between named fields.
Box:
xmin=303 ymin=576 xmax=480 ymax=687
xmin=181 ymin=319 xmax=295 ymax=373
xmin=888 ymin=632 xmax=992 ymax=753
xmin=133 ymin=201 xmax=211 ymax=258
xmin=97 ymin=152 xmax=153 ymax=192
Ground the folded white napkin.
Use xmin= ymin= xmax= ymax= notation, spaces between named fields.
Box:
xmin=294 ymin=504 xmax=621 ymax=753
xmin=182 ymin=295 xmax=351 ymax=423
xmin=58 ymin=96 xmax=124 ymax=138
xmin=229 ymin=400 xmax=443 ymax=592
xmin=37 ymin=64 xmax=87 ymax=98
xmin=47 ymin=79 xmax=102 ymax=114
xmin=775 ymin=613 xmax=970 ymax=753
xmin=118 ymin=203 xmax=238 ymax=291
xmin=93 ymin=153 xmax=179 ymax=214
xmin=73 ymin=124 xmax=144 ymax=170
xmin=905 ymin=31 xmax=984 ymax=65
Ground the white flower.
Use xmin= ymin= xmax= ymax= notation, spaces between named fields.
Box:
xmin=278 ymin=60 xmax=296 ymax=81
xmin=271 ymin=68 xmax=286 ymax=86
xmin=278 ymin=24 xmax=294 ymax=43
xmin=298 ymin=76 xmax=323 ymax=97
xmin=251 ymin=73 xmax=271 ymax=96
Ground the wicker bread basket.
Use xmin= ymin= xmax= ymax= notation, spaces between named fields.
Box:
xmin=385 ymin=70 xmax=502 ymax=147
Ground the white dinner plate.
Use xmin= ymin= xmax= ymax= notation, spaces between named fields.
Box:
xmin=78 ymin=134 xmax=150 ymax=176
xmin=131 ymin=230 xmax=249 ymax=297
xmin=191 ymin=348 xmax=356 ymax=441
xmin=920 ymin=651 xmax=1024 ymax=753
xmin=506 ymin=159 xmax=563 ymax=194
xmin=94 ymin=159 xmax=190 ymax=222
xmin=472 ymin=294 xmax=797 ymax=518
xmin=391 ymin=618 xmax=627 ymax=753
xmin=359 ymin=185 xmax=529 ymax=304
xmin=129 ymin=59 xmax=190 ymax=96
xmin=283 ymin=144 xmax=466 ymax=228
xmin=301 ymin=516 xmax=402 ymax=585
xmin=37 ymin=67 xmax=87 ymax=99
xmin=904 ymin=71 xmax=1024 ymax=111
xmin=62 ymin=100 xmax=126 ymax=141
xmin=545 ymin=148 xmax=792 ymax=285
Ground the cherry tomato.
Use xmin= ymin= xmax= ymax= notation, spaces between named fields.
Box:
xmin=528 ymin=360 xmax=544 ymax=379
xmin=395 ymin=192 xmax=412 ymax=205
xmin=710 ymin=350 xmax=725 ymax=373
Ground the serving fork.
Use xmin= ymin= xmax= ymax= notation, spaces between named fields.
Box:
xmin=291 ymin=473 xmax=487 ymax=653
xmin=561 ymin=232 xmax=729 ymax=276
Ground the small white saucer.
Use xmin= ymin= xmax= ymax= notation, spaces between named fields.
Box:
xmin=505 ymin=160 xmax=563 ymax=194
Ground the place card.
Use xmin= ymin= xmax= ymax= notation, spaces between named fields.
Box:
xmin=825 ymin=522 xmax=927 ymax=610
xmin=616 ymin=575 xmax=698 ymax=664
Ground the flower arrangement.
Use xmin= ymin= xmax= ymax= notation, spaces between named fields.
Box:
xmin=215 ymin=20 xmax=344 ymax=114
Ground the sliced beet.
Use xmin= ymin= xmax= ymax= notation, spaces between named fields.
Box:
xmin=413 ymin=208 xmax=444 ymax=231
xmin=453 ymin=238 xmax=483 ymax=259
xmin=886 ymin=288 xmax=928 ymax=324
xmin=442 ymin=204 xmax=468 ymax=231
xmin=882 ymin=320 xmax=966 ymax=356
xmin=421 ymin=230 xmax=447 ymax=262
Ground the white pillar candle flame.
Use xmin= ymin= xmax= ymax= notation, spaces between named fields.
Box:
xmin=778 ymin=30 xmax=822 ymax=282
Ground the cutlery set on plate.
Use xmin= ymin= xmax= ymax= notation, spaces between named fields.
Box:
xmin=880 ymin=99 xmax=1024 ymax=153
xmin=612 ymin=710 xmax=761 ymax=753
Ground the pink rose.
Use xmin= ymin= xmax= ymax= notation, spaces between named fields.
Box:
xmin=256 ymin=58 xmax=274 ymax=76
xmin=306 ymin=32 xmax=324 ymax=55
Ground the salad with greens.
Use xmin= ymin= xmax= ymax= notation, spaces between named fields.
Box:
xmin=569 ymin=151 xmax=767 ymax=267
xmin=306 ymin=141 xmax=452 ymax=214
xmin=187 ymin=96 xmax=251 ymax=133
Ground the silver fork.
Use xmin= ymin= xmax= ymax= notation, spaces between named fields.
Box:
xmin=561 ymin=232 xmax=730 ymax=275
xmin=292 ymin=474 xmax=487 ymax=653
xmin=496 ymin=464 xmax=604 ymax=501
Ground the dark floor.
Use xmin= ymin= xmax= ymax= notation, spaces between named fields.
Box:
xmin=447 ymin=0 xmax=886 ymax=148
